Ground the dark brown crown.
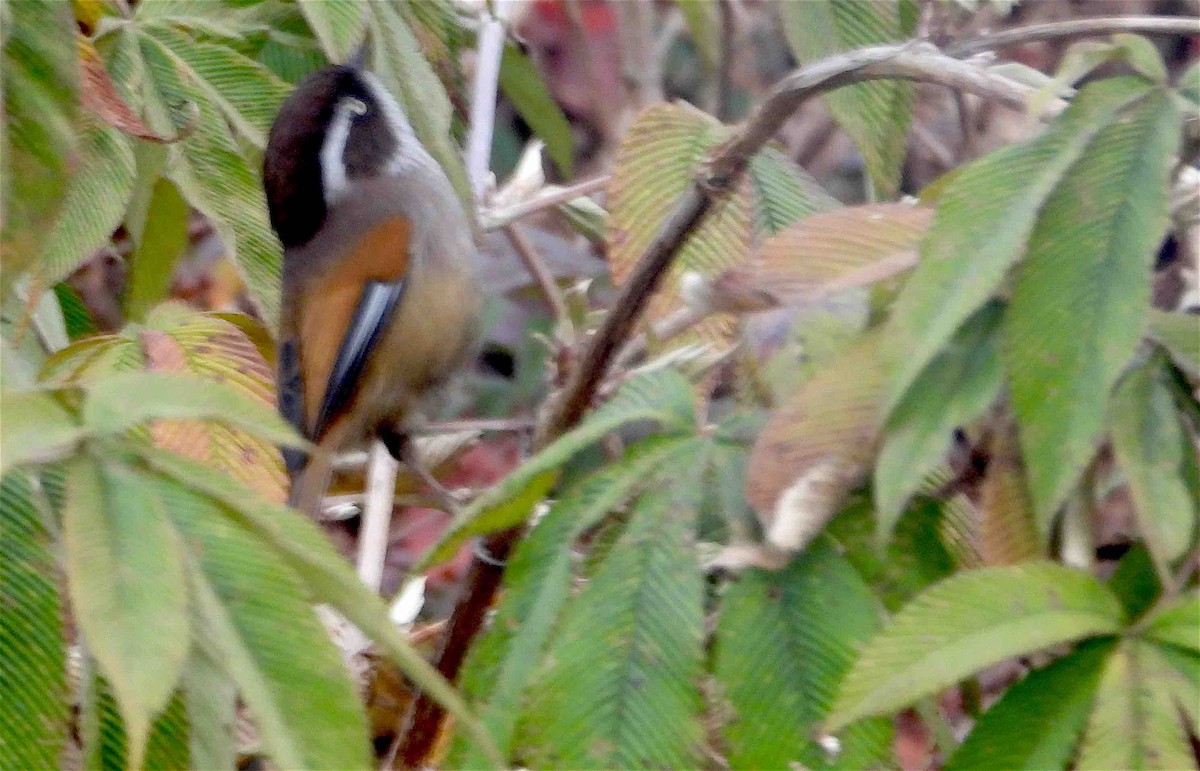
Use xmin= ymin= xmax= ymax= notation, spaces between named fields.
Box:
xmin=263 ymin=66 xmax=398 ymax=248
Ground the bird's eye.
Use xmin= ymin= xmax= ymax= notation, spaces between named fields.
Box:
xmin=343 ymin=97 xmax=368 ymax=116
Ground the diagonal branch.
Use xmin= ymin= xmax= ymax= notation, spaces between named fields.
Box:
xmin=539 ymin=41 xmax=1041 ymax=442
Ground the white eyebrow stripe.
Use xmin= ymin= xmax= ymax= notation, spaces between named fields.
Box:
xmin=320 ymin=101 xmax=354 ymax=204
xmin=358 ymin=71 xmax=425 ymax=174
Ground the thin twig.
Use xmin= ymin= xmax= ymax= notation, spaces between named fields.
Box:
xmin=464 ymin=2 xmax=509 ymax=201
xmin=480 ymin=175 xmax=610 ymax=230
xmin=948 ymin=16 xmax=1199 ymax=58
xmin=716 ymin=0 xmax=736 ymax=122
xmin=954 ymin=90 xmax=974 ymax=162
xmin=504 ymin=223 xmax=571 ymax=324
xmin=356 ymin=441 xmax=399 ymax=592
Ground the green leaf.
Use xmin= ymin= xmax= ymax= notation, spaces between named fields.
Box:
xmin=2 ymin=0 xmax=78 ymax=284
xmin=519 ymin=481 xmax=705 ymax=768
xmin=1006 ymin=86 xmax=1179 ymax=529
xmin=418 ymin=369 xmax=697 ymax=569
xmin=367 ymin=1 xmax=474 ymax=213
xmin=34 ymin=120 xmax=136 ymax=286
xmin=499 ymin=42 xmax=573 ymax=178
xmin=449 ymin=437 xmax=692 ymax=767
xmin=1110 ymin=356 xmax=1198 ymax=577
xmin=54 ymin=283 xmax=97 ymax=339
xmin=144 ymin=24 xmax=292 ymax=148
xmin=85 ymin=676 xmax=190 ymax=771
xmin=779 ymin=0 xmax=913 ymax=197
xmin=124 ymin=177 xmax=189 ymax=321
xmin=182 ymin=645 xmax=236 ymax=771
xmin=1112 ymin=33 xmax=1169 ymax=84
xmin=1107 ymin=544 xmax=1163 ymax=620
xmin=138 ymin=30 xmax=283 ymax=328
xmin=298 ymin=0 xmax=365 ymax=63
xmin=825 ymin=562 xmax=1125 ymax=730
xmin=154 ymin=474 xmax=369 ymax=771
xmin=875 ymin=302 xmax=1003 ymax=538
xmin=715 ymin=538 xmax=892 ymax=770
xmin=747 ymin=146 xmax=841 ymax=235
xmin=885 ymin=77 xmax=1155 ymax=419
xmin=0 ymin=390 xmax=84 ymax=473
xmin=63 ymin=458 xmax=190 ymax=767
xmin=1144 ymin=589 xmax=1200 ymax=654
xmin=1147 ymin=309 xmax=1200 ymax=378
xmin=945 ymin=639 xmax=1114 ymax=771
xmin=0 ymin=471 xmax=67 ymax=770
xmin=1076 ymin=639 xmax=1196 ymax=770
xmin=81 ymin=371 xmax=305 ymax=449
xmin=140 ymin=450 xmax=504 ymax=766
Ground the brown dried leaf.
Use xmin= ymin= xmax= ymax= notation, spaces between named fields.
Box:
xmin=747 ymin=203 xmax=932 ymax=306
xmin=78 ymin=36 xmax=175 ymax=143
xmin=978 ymin=424 xmax=1042 ymax=566
xmin=747 ymin=330 xmax=889 ymax=551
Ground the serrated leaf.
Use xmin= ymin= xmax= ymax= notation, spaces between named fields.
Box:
xmin=1144 ymin=590 xmax=1200 ymax=654
xmin=137 ymin=31 xmax=283 ymax=327
xmin=143 ymin=24 xmax=292 ymax=148
xmin=1147 ymin=309 xmax=1200 ymax=378
xmin=519 ymin=480 xmax=705 ymax=768
xmin=825 ymin=562 xmax=1125 ymax=730
xmin=140 ymin=450 xmax=503 ymax=765
xmin=875 ymin=302 xmax=1002 ymax=536
xmin=885 ymin=77 xmax=1156 ymax=420
xmin=751 ymin=203 xmax=929 ymax=306
xmin=124 ymin=177 xmax=189 ymax=320
xmin=779 ymin=0 xmax=913 ymax=197
xmin=977 ymin=423 xmax=1042 ymax=566
xmin=2 ymin=0 xmax=78 ymax=284
xmin=0 ymin=471 xmax=67 ymax=770
xmin=152 ymin=473 xmax=369 ymax=771
xmin=1076 ymin=639 xmax=1196 ymax=770
xmin=81 ymin=371 xmax=303 ymax=450
xmin=715 ymin=538 xmax=892 ymax=770
xmin=298 ymin=0 xmax=365 ymax=63
xmin=1006 ymin=86 xmax=1179 ymax=530
xmin=85 ymin=676 xmax=190 ymax=771
xmin=946 ymin=639 xmax=1114 ymax=771
xmin=182 ymin=645 xmax=236 ymax=771
xmin=32 ymin=119 xmax=135 ymax=286
xmin=748 ymin=330 xmax=887 ymax=542
xmin=40 ymin=307 xmax=288 ymax=502
xmin=499 ymin=42 xmax=573 ymax=178
xmin=1111 ymin=356 xmax=1198 ymax=577
xmin=449 ymin=437 xmax=692 ymax=767
xmin=608 ymin=102 xmax=752 ymax=347
xmin=367 ymin=1 xmax=473 ymax=213
xmin=748 ymin=146 xmax=840 ymax=234
xmin=63 ymin=458 xmax=189 ymax=766
xmin=0 ymin=390 xmax=84 ymax=473
xmin=419 ymin=369 xmax=697 ymax=569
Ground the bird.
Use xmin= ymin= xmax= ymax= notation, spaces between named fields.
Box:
xmin=263 ymin=44 xmax=482 ymax=516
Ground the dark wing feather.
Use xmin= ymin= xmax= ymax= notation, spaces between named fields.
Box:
xmin=277 ymin=338 xmax=307 ymax=473
xmin=311 ymin=278 xmax=407 ymax=441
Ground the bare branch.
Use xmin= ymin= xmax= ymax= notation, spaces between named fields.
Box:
xmin=948 ymin=16 xmax=1199 ymax=58
xmin=356 ymin=441 xmax=398 ymax=592
xmin=504 ymin=223 xmax=571 ymax=325
xmin=463 ymin=2 xmax=510 ymax=200
xmin=481 ymin=175 xmax=610 ymax=230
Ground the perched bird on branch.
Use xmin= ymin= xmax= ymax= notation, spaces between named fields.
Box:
xmin=263 ymin=42 xmax=481 ymax=515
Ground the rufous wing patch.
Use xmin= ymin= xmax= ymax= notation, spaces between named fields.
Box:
xmin=298 ymin=216 xmax=412 ymax=435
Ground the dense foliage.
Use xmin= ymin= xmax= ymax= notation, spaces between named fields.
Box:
xmin=2 ymin=0 xmax=1197 ymax=769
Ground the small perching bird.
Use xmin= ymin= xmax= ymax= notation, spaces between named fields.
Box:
xmin=263 ymin=43 xmax=482 ymax=515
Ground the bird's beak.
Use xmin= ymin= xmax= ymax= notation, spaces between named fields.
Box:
xmin=348 ymin=36 xmax=371 ymax=71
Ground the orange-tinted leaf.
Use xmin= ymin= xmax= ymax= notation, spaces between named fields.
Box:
xmin=747 ymin=203 xmax=931 ymax=306
xmin=78 ymin=37 xmax=175 ymax=143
